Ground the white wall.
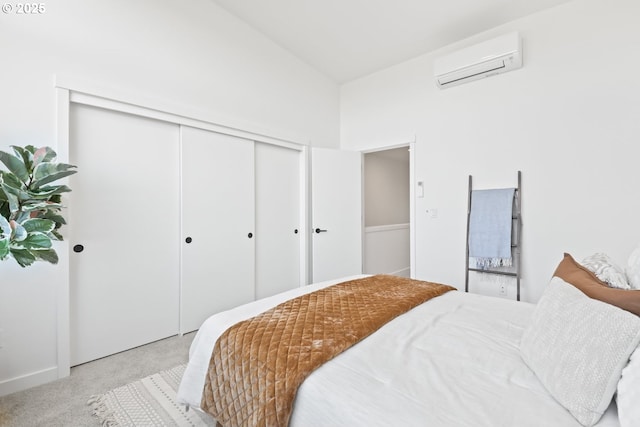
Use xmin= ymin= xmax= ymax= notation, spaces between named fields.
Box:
xmin=364 ymin=148 xmax=410 ymax=226
xmin=341 ymin=0 xmax=640 ymax=302
xmin=0 ymin=0 xmax=339 ymax=395
xmin=364 ymin=225 xmax=410 ymax=277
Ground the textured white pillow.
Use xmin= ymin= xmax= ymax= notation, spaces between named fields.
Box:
xmin=617 ymin=347 xmax=640 ymax=427
xmin=581 ymin=253 xmax=630 ymax=289
xmin=520 ymin=277 xmax=640 ymax=427
xmin=626 ymin=246 xmax=640 ymax=290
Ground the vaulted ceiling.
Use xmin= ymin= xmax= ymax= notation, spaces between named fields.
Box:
xmin=212 ymin=0 xmax=576 ymax=83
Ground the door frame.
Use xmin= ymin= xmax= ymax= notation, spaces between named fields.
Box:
xmin=54 ymin=75 xmax=309 ymax=379
xmin=360 ymin=140 xmax=416 ymax=278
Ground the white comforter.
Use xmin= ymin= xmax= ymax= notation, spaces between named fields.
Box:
xmin=177 ymin=275 xmax=620 ymax=427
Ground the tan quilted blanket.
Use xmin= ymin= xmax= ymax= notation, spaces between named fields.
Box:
xmin=201 ymin=274 xmax=455 ymax=427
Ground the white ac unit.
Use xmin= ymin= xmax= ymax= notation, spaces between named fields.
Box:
xmin=434 ymin=32 xmax=522 ymax=89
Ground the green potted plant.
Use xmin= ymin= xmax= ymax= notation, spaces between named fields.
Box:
xmin=0 ymin=145 xmax=77 ymax=267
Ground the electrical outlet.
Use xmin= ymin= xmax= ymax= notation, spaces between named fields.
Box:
xmin=498 ymin=284 xmax=507 ymax=296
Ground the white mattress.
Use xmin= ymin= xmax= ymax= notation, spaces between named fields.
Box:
xmin=177 ymin=275 xmax=620 ymax=427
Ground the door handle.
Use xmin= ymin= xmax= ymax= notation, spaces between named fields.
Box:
xmin=315 ymin=228 xmax=328 ymax=234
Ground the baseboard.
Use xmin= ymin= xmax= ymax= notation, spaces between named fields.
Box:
xmin=0 ymin=366 xmax=58 ymax=397
xmin=389 ymin=267 xmax=411 ymax=277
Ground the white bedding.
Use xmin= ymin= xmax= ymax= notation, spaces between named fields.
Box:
xmin=177 ymin=275 xmax=620 ymax=427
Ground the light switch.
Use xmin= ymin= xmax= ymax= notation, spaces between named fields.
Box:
xmin=416 ymin=181 xmax=424 ymax=198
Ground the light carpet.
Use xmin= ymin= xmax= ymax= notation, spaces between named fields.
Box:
xmin=88 ymin=364 xmax=216 ymax=426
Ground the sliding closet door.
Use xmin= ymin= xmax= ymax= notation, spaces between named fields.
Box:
xmin=255 ymin=143 xmax=301 ymax=299
xmin=180 ymin=126 xmax=255 ymax=334
xmin=69 ymin=104 xmax=180 ymax=366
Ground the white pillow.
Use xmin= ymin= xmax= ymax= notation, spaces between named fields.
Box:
xmin=581 ymin=253 xmax=630 ymax=289
xmin=626 ymin=246 xmax=640 ymax=290
xmin=520 ymin=277 xmax=640 ymax=427
xmin=617 ymin=347 xmax=640 ymax=427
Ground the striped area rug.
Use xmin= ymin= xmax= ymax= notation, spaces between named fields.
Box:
xmin=88 ymin=364 xmax=216 ymax=426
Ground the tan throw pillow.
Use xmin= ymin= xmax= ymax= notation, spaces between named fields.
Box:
xmin=553 ymin=253 xmax=640 ymax=316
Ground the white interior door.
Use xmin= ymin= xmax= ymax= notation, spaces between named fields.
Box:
xmin=255 ymin=143 xmax=301 ymax=299
xmin=69 ymin=104 xmax=180 ymax=366
xmin=311 ymin=148 xmax=362 ymax=283
xmin=180 ymin=126 xmax=255 ymax=333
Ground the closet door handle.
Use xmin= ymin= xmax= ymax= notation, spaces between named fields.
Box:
xmin=294 ymin=229 xmax=299 ymax=234
xmin=315 ymin=228 xmax=328 ymax=234
xmin=73 ymin=244 xmax=84 ymax=253
xmin=248 ymin=232 xmax=253 ymax=238
xmin=185 ymin=237 xmax=192 ymax=244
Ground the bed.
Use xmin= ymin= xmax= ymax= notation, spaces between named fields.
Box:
xmin=177 ymin=254 xmax=640 ymax=427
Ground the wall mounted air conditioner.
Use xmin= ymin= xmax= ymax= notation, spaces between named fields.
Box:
xmin=434 ymin=32 xmax=522 ymax=89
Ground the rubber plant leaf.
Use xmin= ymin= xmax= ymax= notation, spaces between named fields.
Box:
xmin=32 ymin=146 xmax=57 ymax=167
xmin=36 ymin=211 xmax=66 ymax=226
xmin=1 ymin=171 xmax=26 ymax=191
xmin=11 ymin=145 xmax=33 ymax=173
xmin=32 ymin=248 xmax=58 ymax=264
xmin=21 ymin=218 xmax=56 ymax=234
xmin=0 ymin=150 xmax=29 ymax=183
xmin=11 ymin=221 xmax=27 ymax=242
xmin=9 ymin=247 xmax=36 ymax=267
xmin=2 ymin=186 xmax=19 ymax=215
xmin=0 ymin=216 xmax=9 ymax=259
xmin=13 ymin=210 xmax=29 ymax=224
xmin=21 ymin=201 xmax=63 ymax=212
xmin=0 ymin=215 xmax=10 ymax=238
xmin=31 ymin=163 xmax=77 ymax=189
xmin=14 ymin=232 xmax=52 ymax=250
xmin=1 ymin=181 xmax=31 ymax=202
xmin=29 ymin=185 xmax=72 ymax=199
xmin=0 ymin=237 xmax=9 ymax=259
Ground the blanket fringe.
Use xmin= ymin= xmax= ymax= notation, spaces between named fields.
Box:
xmin=87 ymin=394 xmax=119 ymax=427
xmin=473 ymin=257 xmax=512 ymax=270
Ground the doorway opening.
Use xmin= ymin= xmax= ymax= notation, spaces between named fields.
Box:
xmin=363 ymin=146 xmax=410 ymax=277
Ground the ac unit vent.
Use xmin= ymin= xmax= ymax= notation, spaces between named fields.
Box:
xmin=434 ymin=32 xmax=522 ymax=89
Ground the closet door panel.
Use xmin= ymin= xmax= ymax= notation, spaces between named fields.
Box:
xmin=255 ymin=143 xmax=301 ymax=299
xmin=180 ymin=126 xmax=255 ymax=333
xmin=69 ymin=104 xmax=180 ymax=366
